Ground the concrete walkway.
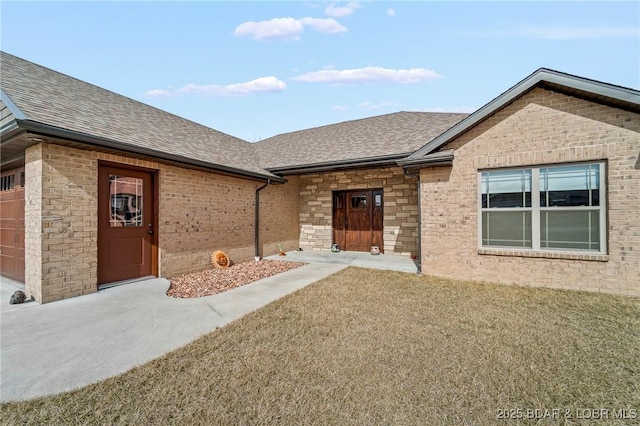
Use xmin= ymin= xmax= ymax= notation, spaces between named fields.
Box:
xmin=0 ymin=262 xmax=346 ymax=402
xmin=266 ymin=250 xmax=419 ymax=273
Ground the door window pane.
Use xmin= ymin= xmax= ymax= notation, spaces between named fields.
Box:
xmin=350 ymin=195 xmax=367 ymax=208
xmin=482 ymin=211 xmax=532 ymax=248
xmin=482 ymin=169 xmax=531 ymax=208
xmin=541 ymin=210 xmax=599 ymax=250
xmin=335 ymin=194 xmax=343 ymax=209
xmin=109 ymin=175 xmax=143 ymax=227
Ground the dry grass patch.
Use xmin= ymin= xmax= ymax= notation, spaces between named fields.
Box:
xmin=2 ymin=268 xmax=639 ymax=425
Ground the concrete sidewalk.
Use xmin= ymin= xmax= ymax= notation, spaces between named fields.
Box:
xmin=0 ymin=262 xmax=345 ymax=402
xmin=266 ymin=249 xmax=419 ymax=274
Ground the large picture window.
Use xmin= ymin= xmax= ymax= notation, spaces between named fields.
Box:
xmin=479 ymin=162 xmax=606 ymax=253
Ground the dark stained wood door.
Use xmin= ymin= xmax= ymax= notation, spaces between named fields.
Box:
xmin=98 ymin=165 xmax=155 ymax=284
xmin=333 ymin=189 xmax=383 ymax=253
xmin=346 ymin=191 xmax=372 ymax=251
xmin=0 ymin=168 xmax=25 ymax=282
xmin=332 ymin=192 xmax=346 ymax=251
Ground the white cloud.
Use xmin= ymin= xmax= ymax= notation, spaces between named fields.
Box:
xmin=387 ymin=9 xmax=396 ymax=17
xmin=292 ymin=66 xmax=443 ymax=84
xmin=325 ymin=2 xmax=360 ymax=18
xmin=144 ymin=89 xmax=171 ymax=97
xmin=300 ymin=17 xmax=347 ymax=34
xmin=234 ymin=17 xmax=304 ymax=41
xmin=476 ymin=25 xmax=640 ymax=40
xmin=332 ymin=105 xmax=348 ymax=111
xmin=146 ymin=76 xmax=286 ymax=97
xmin=234 ymin=16 xmax=346 ymax=41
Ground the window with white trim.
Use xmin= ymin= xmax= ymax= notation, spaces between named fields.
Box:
xmin=479 ymin=162 xmax=606 ymax=253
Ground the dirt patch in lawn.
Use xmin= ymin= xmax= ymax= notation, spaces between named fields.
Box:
xmin=167 ymin=259 xmax=306 ymax=298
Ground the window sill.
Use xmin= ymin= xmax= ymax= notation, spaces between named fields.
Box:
xmin=478 ymin=248 xmax=609 ymax=262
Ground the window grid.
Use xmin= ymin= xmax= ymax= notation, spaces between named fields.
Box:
xmin=0 ymin=174 xmax=15 ymax=191
xmin=479 ymin=162 xmax=606 ymax=254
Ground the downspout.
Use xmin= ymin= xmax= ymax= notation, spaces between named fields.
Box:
xmin=403 ymin=169 xmax=422 ymax=274
xmin=254 ymin=179 xmax=271 ymax=261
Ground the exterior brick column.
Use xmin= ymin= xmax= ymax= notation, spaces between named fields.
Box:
xmin=24 ymin=143 xmax=98 ymax=303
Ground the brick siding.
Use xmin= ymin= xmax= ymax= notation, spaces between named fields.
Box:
xmin=419 ymin=88 xmax=640 ymax=297
xmin=258 ymin=176 xmax=300 ymax=257
xmin=25 ymin=143 xmax=98 ymax=303
xmin=24 ymin=143 xmax=299 ymax=303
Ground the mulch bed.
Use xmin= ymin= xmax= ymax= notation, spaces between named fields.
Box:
xmin=167 ymin=259 xmax=306 ymax=298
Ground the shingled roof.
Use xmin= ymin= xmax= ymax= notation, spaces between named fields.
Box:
xmin=2 ymin=51 xmax=470 ymax=178
xmin=0 ymin=51 xmax=277 ymax=181
xmin=253 ymin=111 xmax=468 ymax=173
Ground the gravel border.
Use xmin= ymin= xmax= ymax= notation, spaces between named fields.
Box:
xmin=167 ymin=259 xmax=306 ymax=298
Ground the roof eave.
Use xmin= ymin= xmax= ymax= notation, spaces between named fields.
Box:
xmin=0 ymin=89 xmax=27 ymax=120
xmin=398 ymin=150 xmax=454 ymax=169
xmin=7 ymin=119 xmax=284 ymax=183
xmin=265 ymin=153 xmax=411 ymax=175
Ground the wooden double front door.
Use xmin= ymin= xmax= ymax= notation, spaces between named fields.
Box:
xmin=98 ymin=164 xmax=156 ymax=285
xmin=333 ymin=189 xmax=383 ymax=253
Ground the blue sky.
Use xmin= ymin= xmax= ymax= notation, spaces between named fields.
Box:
xmin=2 ymin=1 xmax=639 ymax=142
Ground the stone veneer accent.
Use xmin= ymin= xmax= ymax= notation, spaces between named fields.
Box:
xmin=419 ymin=87 xmax=640 ymax=297
xmin=24 ymin=143 xmax=299 ymax=303
xmin=297 ymin=167 xmax=418 ymax=255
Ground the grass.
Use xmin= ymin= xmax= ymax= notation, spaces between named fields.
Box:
xmin=2 ymin=267 xmax=639 ymax=425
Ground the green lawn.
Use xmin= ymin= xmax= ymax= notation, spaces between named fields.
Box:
xmin=2 ymin=267 xmax=639 ymax=425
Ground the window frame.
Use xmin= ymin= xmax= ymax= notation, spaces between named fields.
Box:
xmin=477 ymin=161 xmax=607 ymax=255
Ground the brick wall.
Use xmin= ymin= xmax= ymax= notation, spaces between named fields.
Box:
xmin=24 ymin=143 xmax=299 ymax=303
xmin=24 ymin=144 xmax=43 ymax=302
xmin=158 ymin=165 xmax=299 ymax=277
xmin=298 ymin=167 xmax=418 ymax=255
xmin=419 ymin=88 xmax=640 ymax=297
xmin=25 ymin=143 xmax=98 ymax=303
xmin=258 ymin=176 xmax=300 ymax=257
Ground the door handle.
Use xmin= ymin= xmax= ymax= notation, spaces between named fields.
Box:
xmin=148 ymin=230 xmax=154 ymax=234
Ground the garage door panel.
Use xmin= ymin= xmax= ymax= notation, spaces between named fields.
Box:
xmin=0 ymin=168 xmax=25 ymax=283
xmin=1 ymin=228 xmax=16 ymax=245
xmin=0 ymin=253 xmax=17 ymax=278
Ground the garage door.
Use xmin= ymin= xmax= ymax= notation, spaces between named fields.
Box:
xmin=0 ymin=167 xmax=25 ymax=282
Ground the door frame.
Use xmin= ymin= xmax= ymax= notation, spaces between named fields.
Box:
xmin=97 ymin=161 xmax=159 ymax=285
xmin=332 ymin=188 xmax=384 ymax=253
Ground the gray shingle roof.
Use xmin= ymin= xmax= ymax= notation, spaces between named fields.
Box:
xmin=253 ymin=111 xmax=468 ymax=171
xmin=1 ymin=51 xmax=273 ymax=179
xmin=1 ymin=51 xmax=470 ymax=177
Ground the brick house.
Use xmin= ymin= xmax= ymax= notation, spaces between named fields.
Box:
xmin=1 ymin=51 xmax=639 ymax=302
xmin=400 ymin=69 xmax=640 ymax=297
